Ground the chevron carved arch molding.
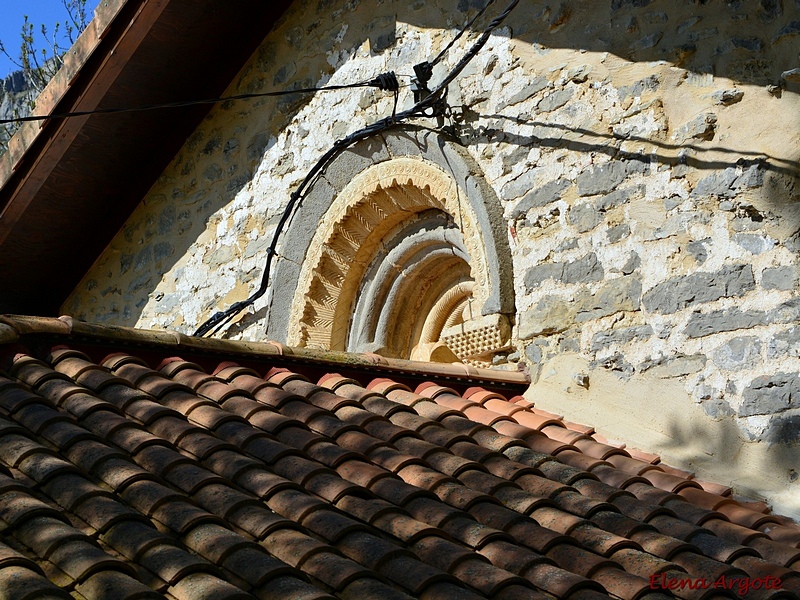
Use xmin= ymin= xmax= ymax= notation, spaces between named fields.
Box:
xmin=287 ymin=156 xmax=512 ymax=364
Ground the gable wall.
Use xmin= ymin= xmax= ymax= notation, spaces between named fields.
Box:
xmin=63 ymin=0 xmax=800 ymax=513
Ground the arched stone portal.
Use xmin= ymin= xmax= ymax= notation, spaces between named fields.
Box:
xmin=269 ymin=129 xmax=514 ymax=364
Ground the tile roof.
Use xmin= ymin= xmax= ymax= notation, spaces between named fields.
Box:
xmin=0 ymin=315 xmax=799 ymax=600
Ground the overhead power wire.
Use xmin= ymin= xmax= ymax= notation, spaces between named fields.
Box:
xmin=0 ymin=73 xmax=401 ymax=125
xmin=194 ymin=0 xmax=519 ymax=337
xmin=430 ymin=0 xmax=497 ymax=67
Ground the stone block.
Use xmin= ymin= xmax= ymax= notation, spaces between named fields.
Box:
xmin=768 ymin=326 xmax=800 ymax=359
xmin=596 ymin=184 xmax=645 ymax=211
xmin=518 ymin=296 xmax=575 ymax=339
xmin=568 ymin=203 xmax=600 ymax=233
xmin=524 ymin=343 xmax=542 ymax=363
xmin=524 ymin=262 xmax=564 ymax=290
xmin=618 ymin=75 xmax=660 ymax=100
xmin=611 ymin=0 xmax=654 ymax=10
xmin=617 ymin=251 xmax=640 ymax=275
xmin=685 ymin=308 xmax=767 ymax=338
xmin=562 ymin=253 xmax=604 ymax=285
xmin=642 ymin=264 xmax=755 ymax=315
xmin=762 ymin=266 xmax=797 ymax=291
xmin=575 ymin=276 xmax=641 ymax=322
xmin=711 ymin=89 xmax=744 ymax=105
xmin=502 ymin=169 xmax=540 ymax=201
xmin=590 ymin=324 xmax=653 ymax=352
xmin=774 ymin=21 xmax=800 ymax=43
xmin=641 ymin=354 xmax=707 ymax=378
xmin=577 ymin=161 xmax=628 ymax=197
xmin=687 ymin=239 xmax=709 ymax=264
xmin=732 ymin=164 xmax=764 ymax=189
xmin=524 ymin=252 xmax=604 ymax=291
xmin=500 ymin=76 xmax=548 ymax=108
xmin=768 ymin=298 xmax=800 ymax=324
xmin=607 ymin=223 xmax=630 ymax=243
xmin=510 ymin=179 xmax=570 ymax=218
xmin=676 ymin=113 xmax=717 ymax=142
xmin=537 ymin=87 xmax=573 ymax=113
xmin=693 ymin=167 xmax=738 ymax=197
xmin=740 ymin=372 xmax=800 ymax=417
xmin=713 ymin=336 xmax=762 ymax=370
xmin=734 ymin=233 xmax=773 ymax=255
xmin=765 ymin=412 xmax=800 ymax=445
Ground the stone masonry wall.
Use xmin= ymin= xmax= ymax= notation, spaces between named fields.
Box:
xmin=63 ymin=0 xmax=800 ymax=504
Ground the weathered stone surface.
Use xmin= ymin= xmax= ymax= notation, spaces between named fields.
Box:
xmin=501 ymin=76 xmax=548 ymax=108
xmin=596 ymin=185 xmax=645 ymax=211
xmin=642 ymin=264 xmax=755 ymax=314
xmin=524 ymin=262 xmax=565 ymax=290
xmin=611 ymin=0 xmax=654 ymax=10
xmin=618 ymin=251 xmax=640 ymax=275
xmin=576 ymin=276 xmax=641 ymax=322
xmin=711 ymin=89 xmax=744 ymax=105
xmin=693 ymin=167 xmax=738 ymax=197
xmin=501 ymin=170 xmax=539 ymax=201
xmin=524 ymin=252 xmax=604 ymax=290
xmin=676 ymin=113 xmax=717 ymax=141
xmin=713 ymin=336 xmax=762 ymax=370
xmin=734 ymin=233 xmax=773 ymax=255
xmin=607 ymin=223 xmax=630 ymax=243
xmin=701 ymin=397 xmax=735 ymax=419
xmin=685 ymin=308 xmax=767 ymax=338
xmin=577 ymin=161 xmax=628 ymax=197
xmin=537 ymin=87 xmax=573 ymax=113
xmin=687 ymin=239 xmax=709 ymax=264
xmin=718 ymin=38 xmax=764 ymax=54
xmin=762 ymin=266 xmax=797 ymax=291
xmin=768 ymin=326 xmax=800 ymax=358
xmin=618 ymin=75 xmax=659 ymax=99
xmin=518 ymin=296 xmax=575 ymax=339
xmin=509 ymin=180 xmax=570 ymax=218
xmin=740 ymin=372 xmax=800 ymax=417
xmin=774 ymin=20 xmax=800 ymax=42
xmin=562 ymin=253 xmax=604 ymax=285
xmin=765 ymin=412 xmax=800 ymax=444
xmin=732 ymin=164 xmax=764 ymax=189
xmin=631 ymin=32 xmax=663 ymax=51
xmin=590 ymin=352 xmax=635 ymax=379
xmin=568 ymin=203 xmax=600 ymax=232
xmin=525 ymin=343 xmax=542 ymax=363
xmin=591 ymin=324 xmax=653 ymax=352
xmin=782 ymin=68 xmax=800 ymax=82
xmin=768 ymin=298 xmax=800 ymax=324
xmin=641 ymin=354 xmax=707 ymax=378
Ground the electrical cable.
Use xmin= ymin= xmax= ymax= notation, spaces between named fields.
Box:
xmin=430 ymin=0 xmax=496 ymax=68
xmin=0 ymin=72 xmax=402 ymax=125
xmin=193 ymin=0 xmax=519 ymax=337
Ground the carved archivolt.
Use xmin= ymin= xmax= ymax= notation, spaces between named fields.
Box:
xmin=287 ymin=157 xmax=509 ymax=363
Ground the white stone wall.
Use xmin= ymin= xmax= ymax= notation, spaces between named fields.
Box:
xmin=64 ymin=0 xmax=800 ymax=498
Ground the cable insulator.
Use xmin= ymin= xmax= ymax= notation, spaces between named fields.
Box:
xmin=369 ymin=72 xmax=400 ymax=91
xmin=413 ymin=62 xmax=433 ymax=86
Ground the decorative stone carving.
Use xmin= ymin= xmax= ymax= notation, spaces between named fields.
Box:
xmin=287 ymin=157 xmax=510 ymax=361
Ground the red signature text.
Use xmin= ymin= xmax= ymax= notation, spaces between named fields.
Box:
xmin=649 ymin=574 xmax=783 ymax=596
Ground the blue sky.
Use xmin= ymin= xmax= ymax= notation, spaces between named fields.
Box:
xmin=1 ymin=0 xmax=101 ymax=80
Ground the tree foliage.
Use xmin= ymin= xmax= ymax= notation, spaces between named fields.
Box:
xmin=0 ymin=0 xmax=89 ymax=152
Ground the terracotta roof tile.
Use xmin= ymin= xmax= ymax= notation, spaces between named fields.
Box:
xmin=1 ymin=318 xmax=798 ymax=599
xmin=137 ymin=542 xmax=215 ymax=584
xmin=339 ymin=576 xmax=414 ymax=599
xmin=378 ymin=554 xmax=455 ymax=594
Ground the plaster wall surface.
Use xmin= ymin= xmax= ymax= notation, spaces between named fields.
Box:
xmin=63 ymin=0 xmax=800 ymax=514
